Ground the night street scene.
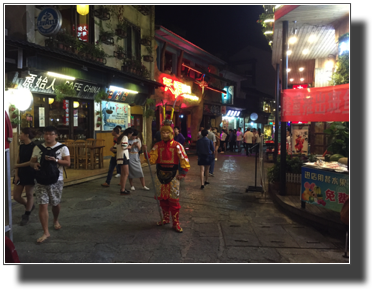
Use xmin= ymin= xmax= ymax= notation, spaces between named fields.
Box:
xmin=4 ymin=4 xmax=350 ymax=265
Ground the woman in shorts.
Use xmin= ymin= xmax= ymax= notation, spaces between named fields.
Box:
xmin=116 ymin=128 xmax=133 ymax=195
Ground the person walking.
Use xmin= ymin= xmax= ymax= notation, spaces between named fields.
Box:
xmin=243 ymin=128 xmax=253 ymax=156
xmin=229 ymin=129 xmax=237 ymax=152
xmin=207 ymin=127 xmax=216 ymax=177
xmin=101 ymin=126 xmax=121 ymax=187
xmin=30 ymin=126 xmax=70 ymax=243
xmin=114 ymin=125 xmax=122 ymax=178
xmin=213 ymin=127 xmax=220 ymax=161
xmin=236 ymin=127 xmax=243 ymax=152
xmin=220 ymin=129 xmax=227 ymax=153
xmin=116 ymin=128 xmax=133 ymax=195
xmin=127 ymin=129 xmax=150 ymax=191
xmin=13 ymin=127 xmax=37 ymax=226
xmin=196 ymin=129 xmax=215 ymax=189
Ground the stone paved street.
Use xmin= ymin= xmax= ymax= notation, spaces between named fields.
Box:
xmin=11 ymin=152 xmax=348 ymax=263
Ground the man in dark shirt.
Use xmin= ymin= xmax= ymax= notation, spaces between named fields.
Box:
xmin=196 ymin=129 xmax=214 ymax=189
xmin=174 ymin=127 xmax=185 ymax=145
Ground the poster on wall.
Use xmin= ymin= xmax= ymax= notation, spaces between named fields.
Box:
xmin=102 ymin=101 xmax=130 ymax=131
xmin=39 ymin=107 xmax=45 ymax=127
xmin=291 ymin=124 xmax=309 ymax=155
xmin=301 ymin=166 xmax=348 ymax=212
xmin=74 ymin=110 xmax=78 ymax=127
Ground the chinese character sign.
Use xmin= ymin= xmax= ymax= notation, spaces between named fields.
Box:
xmin=301 ymin=166 xmax=349 ymax=212
xmin=163 ymin=77 xmax=191 ymax=97
xmin=101 ymin=101 xmax=130 ymax=131
xmin=282 ymin=84 xmax=349 ymax=122
xmin=77 ymin=24 xmax=88 ymax=42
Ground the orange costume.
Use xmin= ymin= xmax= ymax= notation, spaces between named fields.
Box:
xmin=147 ymin=120 xmax=190 ymax=232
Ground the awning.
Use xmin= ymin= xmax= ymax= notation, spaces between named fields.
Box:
xmin=281 ymin=84 xmax=349 ymax=122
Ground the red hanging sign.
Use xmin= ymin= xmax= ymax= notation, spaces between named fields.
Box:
xmin=293 ymin=84 xmax=308 ymax=89
xmin=281 ymin=84 xmax=349 ymax=122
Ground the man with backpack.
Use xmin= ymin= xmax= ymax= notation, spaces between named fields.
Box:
xmin=30 ymin=126 xmax=70 ymax=243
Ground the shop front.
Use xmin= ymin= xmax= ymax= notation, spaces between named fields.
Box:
xmin=221 ymin=107 xmax=244 ymax=132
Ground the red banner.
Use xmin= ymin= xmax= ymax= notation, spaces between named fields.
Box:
xmin=281 ymin=84 xmax=349 ymax=122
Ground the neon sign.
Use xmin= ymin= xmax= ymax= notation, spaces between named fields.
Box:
xmin=163 ymin=77 xmax=191 ymax=97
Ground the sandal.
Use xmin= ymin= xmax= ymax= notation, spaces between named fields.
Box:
xmin=120 ymin=189 xmax=131 ymax=195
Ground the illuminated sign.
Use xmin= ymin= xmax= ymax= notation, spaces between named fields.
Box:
xmin=225 ymin=110 xmax=240 ymax=117
xmin=36 ymin=7 xmax=62 ymax=37
xmin=163 ymin=77 xmax=191 ymax=97
xmin=293 ymin=84 xmax=308 ymax=89
xmin=221 ymin=86 xmax=234 ymax=105
xmin=77 ymin=24 xmax=89 ymax=42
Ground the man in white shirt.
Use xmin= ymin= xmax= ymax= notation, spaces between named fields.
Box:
xmin=30 ymin=126 xmax=70 ymax=243
xmin=243 ymin=128 xmax=254 ymax=156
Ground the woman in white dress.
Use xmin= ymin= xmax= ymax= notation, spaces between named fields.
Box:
xmin=128 ymin=129 xmax=150 ymax=191
xmin=116 ymin=128 xmax=133 ymax=195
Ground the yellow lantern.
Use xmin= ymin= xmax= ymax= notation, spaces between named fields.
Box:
xmin=73 ymin=101 xmax=80 ymax=108
xmin=77 ymin=5 xmax=89 ymax=16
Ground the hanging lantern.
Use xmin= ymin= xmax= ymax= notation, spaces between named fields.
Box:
xmin=77 ymin=5 xmax=89 ymax=16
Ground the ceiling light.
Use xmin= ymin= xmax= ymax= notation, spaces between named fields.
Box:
xmin=302 ymin=49 xmax=309 ymax=55
xmin=287 ymin=68 xmax=291 ymax=72
xmin=300 ymin=78 xmax=304 ymax=81
xmin=264 ymin=19 xmax=275 ymax=23
xmin=264 ymin=31 xmax=273 ymax=35
xmin=47 ymin=72 xmax=75 ymax=80
xmin=290 ymin=78 xmax=294 ymax=82
xmin=287 ymin=50 xmax=292 ymax=55
xmin=299 ymin=67 xmax=304 ymax=72
xmin=308 ymin=35 xmax=316 ymax=43
xmin=109 ymin=85 xmax=138 ymax=94
xmin=289 ymin=36 xmax=297 ymax=44
xmin=73 ymin=101 xmax=79 ymax=108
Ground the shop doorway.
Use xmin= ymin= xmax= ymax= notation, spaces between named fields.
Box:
xmin=71 ymin=99 xmax=94 ymax=140
xmin=132 ymin=114 xmax=143 ymax=140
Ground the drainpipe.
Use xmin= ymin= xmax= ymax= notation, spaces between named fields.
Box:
xmin=279 ymin=20 xmax=288 ymax=196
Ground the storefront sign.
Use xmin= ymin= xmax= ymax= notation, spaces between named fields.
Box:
xmin=163 ymin=77 xmax=191 ymax=98
xmin=36 ymin=7 xmax=62 ymax=37
xmin=77 ymin=24 xmax=89 ymax=42
xmin=101 ymin=101 xmax=130 ymax=131
xmin=301 ymin=166 xmax=349 ymax=212
xmin=39 ymin=107 xmax=45 ymax=127
xmin=225 ymin=110 xmax=241 ymax=117
xmin=221 ymin=86 xmax=234 ymax=105
xmin=63 ymin=100 xmax=69 ymax=126
xmin=17 ymin=72 xmax=102 ymax=100
xmin=282 ymin=84 xmax=349 ymax=122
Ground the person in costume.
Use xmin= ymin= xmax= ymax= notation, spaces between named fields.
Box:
xmin=143 ymin=109 xmax=190 ymax=233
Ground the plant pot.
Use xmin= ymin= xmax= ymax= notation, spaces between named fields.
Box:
xmin=96 ymin=123 xmax=101 ymax=127
xmin=140 ymin=38 xmax=151 ymax=46
xmin=143 ymin=55 xmax=153 ymax=62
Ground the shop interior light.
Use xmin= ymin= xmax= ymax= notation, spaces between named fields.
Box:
xmin=289 ymin=36 xmax=297 ymax=44
xmin=264 ymin=19 xmax=275 ymax=23
xmin=264 ymin=31 xmax=273 ymax=35
xmin=287 ymin=68 xmax=291 ymax=72
xmin=325 ymin=60 xmax=334 ymax=70
xmin=73 ymin=101 xmax=79 ymax=108
xmin=299 ymin=67 xmax=304 ymax=71
xmin=300 ymin=78 xmax=304 ymax=81
xmin=7 ymin=88 xmax=33 ymax=111
xmin=49 ymin=98 xmax=55 ymax=104
xmin=302 ymin=49 xmax=309 ymax=55
xmin=109 ymin=85 xmax=138 ymax=94
xmin=290 ymin=78 xmax=294 ymax=82
xmin=47 ymin=72 xmax=75 ymax=80
xmin=77 ymin=5 xmax=89 ymax=16
xmin=287 ymin=50 xmax=292 ymax=55
xmin=308 ymin=35 xmax=316 ymax=43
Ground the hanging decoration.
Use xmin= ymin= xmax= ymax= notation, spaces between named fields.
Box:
xmin=77 ymin=5 xmax=89 ymax=16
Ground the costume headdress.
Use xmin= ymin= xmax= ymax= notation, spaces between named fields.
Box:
xmin=160 ymin=100 xmax=174 ymax=137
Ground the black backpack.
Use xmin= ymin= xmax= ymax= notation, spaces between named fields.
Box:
xmin=35 ymin=144 xmax=66 ymax=185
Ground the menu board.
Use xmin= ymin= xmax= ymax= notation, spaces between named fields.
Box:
xmin=102 ymin=101 xmax=130 ymax=131
xmin=39 ymin=107 xmax=45 ymax=127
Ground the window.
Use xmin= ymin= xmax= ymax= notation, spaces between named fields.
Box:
xmin=126 ymin=24 xmax=141 ymax=60
xmin=164 ymin=51 xmax=173 ymax=73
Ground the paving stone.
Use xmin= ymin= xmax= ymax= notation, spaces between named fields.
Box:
xmin=276 ymin=248 xmax=329 ymax=263
xmin=224 ymin=247 xmax=284 ymax=263
xmin=251 ymin=224 xmax=300 ymax=248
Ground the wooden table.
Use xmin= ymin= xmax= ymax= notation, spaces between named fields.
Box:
xmin=88 ymin=145 xmax=105 ymax=169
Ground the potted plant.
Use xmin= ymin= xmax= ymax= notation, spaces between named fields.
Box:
xmin=54 ymin=83 xmax=77 ymax=102
xmin=99 ymin=29 xmax=114 ymax=45
xmin=140 ymin=65 xmax=150 ymax=79
xmin=114 ymin=45 xmax=126 ymax=60
xmin=115 ymin=21 xmax=127 ymax=38
xmin=94 ymin=6 xmax=111 ymax=20
xmin=95 ymin=90 xmax=109 ymax=103
xmin=324 ymin=122 xmax=349 ymax=157
xmin=121 ymin=58 xmax=134 ymax=73
xmin=140 ymin=35 xmax=152 ymax=46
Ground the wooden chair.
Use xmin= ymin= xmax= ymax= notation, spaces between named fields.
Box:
xmin=94 ymin=139 xmax=105 ymax=168
xmin=86 ymin=138 xmax=95 ymax=147
xmin=75 ymin=140 xmax=90 ymax=169
xmin=66 ymin=141 xmax=76 ymax=169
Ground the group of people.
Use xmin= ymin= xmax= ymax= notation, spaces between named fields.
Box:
xmin=101 ymin=125 xmax=150 ymax=194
